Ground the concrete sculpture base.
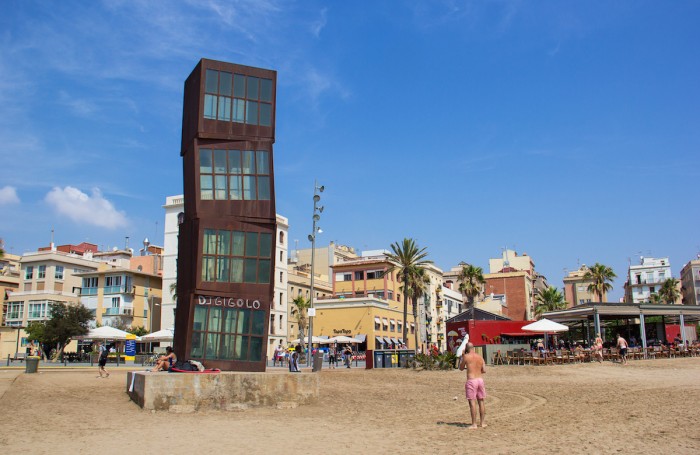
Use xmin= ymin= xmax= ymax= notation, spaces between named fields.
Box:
xmin=126 ymin=371 xmax=319 ymax=412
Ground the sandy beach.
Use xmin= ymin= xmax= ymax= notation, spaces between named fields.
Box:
xmin=1 ymin=358 xmax=699 ymax=455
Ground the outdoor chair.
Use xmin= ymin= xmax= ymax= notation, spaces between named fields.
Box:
xmin=609 ymin=348 xmax=620 ymax=362
xmin=531 ymin=350 xmax=544 ymax=365
xmin=505 ymin=351 xmax=515 ymax=365
xmin=492 ymin=350 xmax=505 ymax=365
xmin=552 ymin=350 xmax=564 ymax=364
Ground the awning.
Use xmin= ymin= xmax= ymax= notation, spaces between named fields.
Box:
xmin=384 ymin=336 xmax=393 ymax=345
xmin=390 ymin=337 xmax=399 ymax=344
xmin=375 ymin=336 xmax=385 ymax=345
xmin=410 ymin=322 xmax=415 ymax=328
xmin=355 ymin=334 xmax=366 ymax=342
xmin=374 ymin=317 xmax=381 ymax=324
xmin=382 ymin=318 xmax=389 ymax=325
xmin=397 ymin=338 xmax=403 ymax=344
xmin=389 ymin=319 xmax=396 ymax=326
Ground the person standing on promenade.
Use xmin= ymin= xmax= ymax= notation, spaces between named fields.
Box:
xmin=273 ymin=343 xmax=282 ymax=367
xmin=617 ymin=334 xmax=628 ymax=365
xmin=594 ymin=333 xmax=604 ymax=363
xmin=344 ymin=345 xmax=353 ymax=368
xmin=97 ymin=342 xmax=110 ymax=378
xmin=459 ymin=342 xmax=486 ymax=429
xmin=328 ymin=343 xmax=337 ymax=369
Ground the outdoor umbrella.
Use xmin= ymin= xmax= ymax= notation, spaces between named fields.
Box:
xmin=521 ymin=318 xmax=569 ymax=349
xmin=289 ymin=336 xmax=326 ymax=344
xmin=75 ymin=326 xmax=136 ymax=341
xmin=327 ymin=335 xmax=362 ymax=344
xmin=140 ymin=328 xmax=174 ymax=342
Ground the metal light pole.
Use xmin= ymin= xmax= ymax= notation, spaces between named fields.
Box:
xmin=306 ymin=181 xmax=324 ymax=367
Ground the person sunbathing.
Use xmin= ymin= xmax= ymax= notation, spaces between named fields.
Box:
xmin=151 ymin=346 xmax=176 ymax=372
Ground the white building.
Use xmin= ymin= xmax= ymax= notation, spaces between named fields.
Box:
xmin=624 ymin=256 xmax=673 ymax=303
xmin=268 ymin=214 xmax=289 ymax=358
xmin=161 ymin=195 xmax=184 ymax=331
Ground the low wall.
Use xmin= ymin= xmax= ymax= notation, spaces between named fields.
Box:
xmin=126 ymin=371 xmax=320 ymax=412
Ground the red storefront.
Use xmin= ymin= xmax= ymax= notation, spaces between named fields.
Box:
xmin=445 ymin=319 xmax=540 ymax=352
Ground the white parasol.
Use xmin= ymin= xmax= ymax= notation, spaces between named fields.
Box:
xmin=521 ymin=318 xmax=569 ymax=349
xmin=327 ymin=335 xmax=362 ymax=344
xmin=75 ymin=326 xmax=137 ymax=341
xmin=139 ymin=328 xmax=174 ymax=342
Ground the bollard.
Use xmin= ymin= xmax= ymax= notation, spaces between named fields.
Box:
xmin=6 ymin=354 xmax=9 ymax=367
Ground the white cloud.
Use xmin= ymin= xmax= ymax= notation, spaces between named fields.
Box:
xmin=44 ymin=186 xmax=128 ymax=229
xmin=310 ymin=8 xmax=328 ymax=38
xmin=0 ymin=186 xmax=20 ymax=205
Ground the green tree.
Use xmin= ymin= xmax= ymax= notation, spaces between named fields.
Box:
xmin=25 ymin=302 xmax=93 ymax=361
xmin=648 ymin=293 xmax=663 ymax=305
xmin=458 ymin=263 xmax=485 ymax=319
xmin=658 ymin=278 xmax=680 ymax=304
xmin=129 ymin=326 xmax=149 ymax=337
xmin=583 ymin=263 xmax=616 ymax=302
xmin=385 ymin=238 xmax=432 ymax=350
xmin=534 ymin=286 xmax=568 ymax=318
xmin=291 ymin=295 xmax=310 ymax=356
xmin=403 ymin=266 xmax=431 ymax=351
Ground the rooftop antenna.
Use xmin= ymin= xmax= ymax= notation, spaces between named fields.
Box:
xmin=125 ymin=236 xmax=130 ymax=250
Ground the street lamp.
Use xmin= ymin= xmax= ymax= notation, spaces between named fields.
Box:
xmin=306 ymin=181 xmax=324 ymax=367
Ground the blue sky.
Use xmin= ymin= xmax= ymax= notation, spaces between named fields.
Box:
xmin=1 ymin=1 xmax=699 ymax=300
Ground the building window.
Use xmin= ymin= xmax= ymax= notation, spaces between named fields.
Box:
xmin=269 ymin=314 xmax=275 ymax=335
xmin=647 ymin=272 xmax=654 ymax=283
xmin=55 ymin=266 xmax=64 ymax=280
xmin=25 ymin=266 xmax=33 ymax=280
xmin=190 ymin=304 xmax=265 ymax=362
xmin=199 ymin=148 xmax=270 ymax=201
xmin=203 ymin=69 xmax=273 ymax=126
xmin=279 ymin=231 xmax=284 ymax=244
xmin=658 ymin=271 xmax=666 ymax=281
xmin=280 ymin=271 xmax=283 ymax=283
xmin=279 ymin=314 xmax=283 ymax=329
xmin=397 ymin=321 xmax=403 ymax=334
xmin=389 ymin=320 xmax=396 ymax=332
xmin=38 ymin=265 xmax=46 ymax=279
xmin=201 ymin=229 xmax=272 ymax=284
xmin=366 ymin=270 xmax=382 ymax=280
xmin=279 ymin=292 xmax=283 ymax=307
xmin=279 ymin=251 xmax=283 ymax=262
xmin=6 ymin=301 xmax=24 ymax=320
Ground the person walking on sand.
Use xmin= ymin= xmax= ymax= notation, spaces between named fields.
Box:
xmin=97 ymin=342 xmax=110 ymax=378
xmin=594 ymin=333 xmax=604 ymax=363
xmin=459 ymin=342 xmax=486 ymax=429
xmin=617 ymin=334 xmax=628 ymax=365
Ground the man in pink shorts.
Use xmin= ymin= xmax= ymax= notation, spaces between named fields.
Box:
xmin=459 ymin=342 xmax=486 ymax=429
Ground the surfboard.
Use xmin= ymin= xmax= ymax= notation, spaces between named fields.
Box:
xmin=455 ymin=334 xmax=470 ymax=357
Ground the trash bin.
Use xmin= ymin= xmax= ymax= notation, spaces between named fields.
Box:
xmin=25 ymin=356 xmax=40 ymax=374
xmin=312 ymin=351 xmax=324 ymax=372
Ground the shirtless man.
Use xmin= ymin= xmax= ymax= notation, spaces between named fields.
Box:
xmin=616 ymin=334 xmax=628 ymax=365
xmin=458 ymin=342 xmax=486 ymax=429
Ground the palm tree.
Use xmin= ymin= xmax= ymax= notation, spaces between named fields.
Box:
xmin=583 ymin=263 xmax=616 ymax=302
xmin=648 ymin=293 xmax=663 ymax=305
xmin=534 ymin=286 xmax=567 ymax=318
xmin=658 ymin=278 xmax=680 ymax=304
xmin=402 ymin=266 xmax=431 ymax=351
xmin=458 ymin=264 xmax=485 ymax=319
xmin=0 ymin=238 xmax=5 ymax=259
xmin=385 ymin=238 xmax=432 ymax=350
xmin=291 ymin=295 xmax=310 ymax=355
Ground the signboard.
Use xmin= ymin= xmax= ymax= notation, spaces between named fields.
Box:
xmin=125 ymin=334 xmax=136 ymax=359
xmin=308 ymin=308 xmax=316 ymax=317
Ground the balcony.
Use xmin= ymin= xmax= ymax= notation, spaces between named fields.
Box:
xmin=103 ymin=307 xmax=133 ymax=316
xmin=103 ymin=285 xmax=132 ymax=295
xmin=80 ymin=288 xmax=98 ymax=296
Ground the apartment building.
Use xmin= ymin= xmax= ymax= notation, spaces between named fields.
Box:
xmin=563 ymin=265 xmax=600 ymax=307
xmin=623 ymin=256 xmax=673 ymax=303
xmin=680 ymin=257 xmax=700 ymax=306
xmin=4 ymin=245 xmax=100 ymax=328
